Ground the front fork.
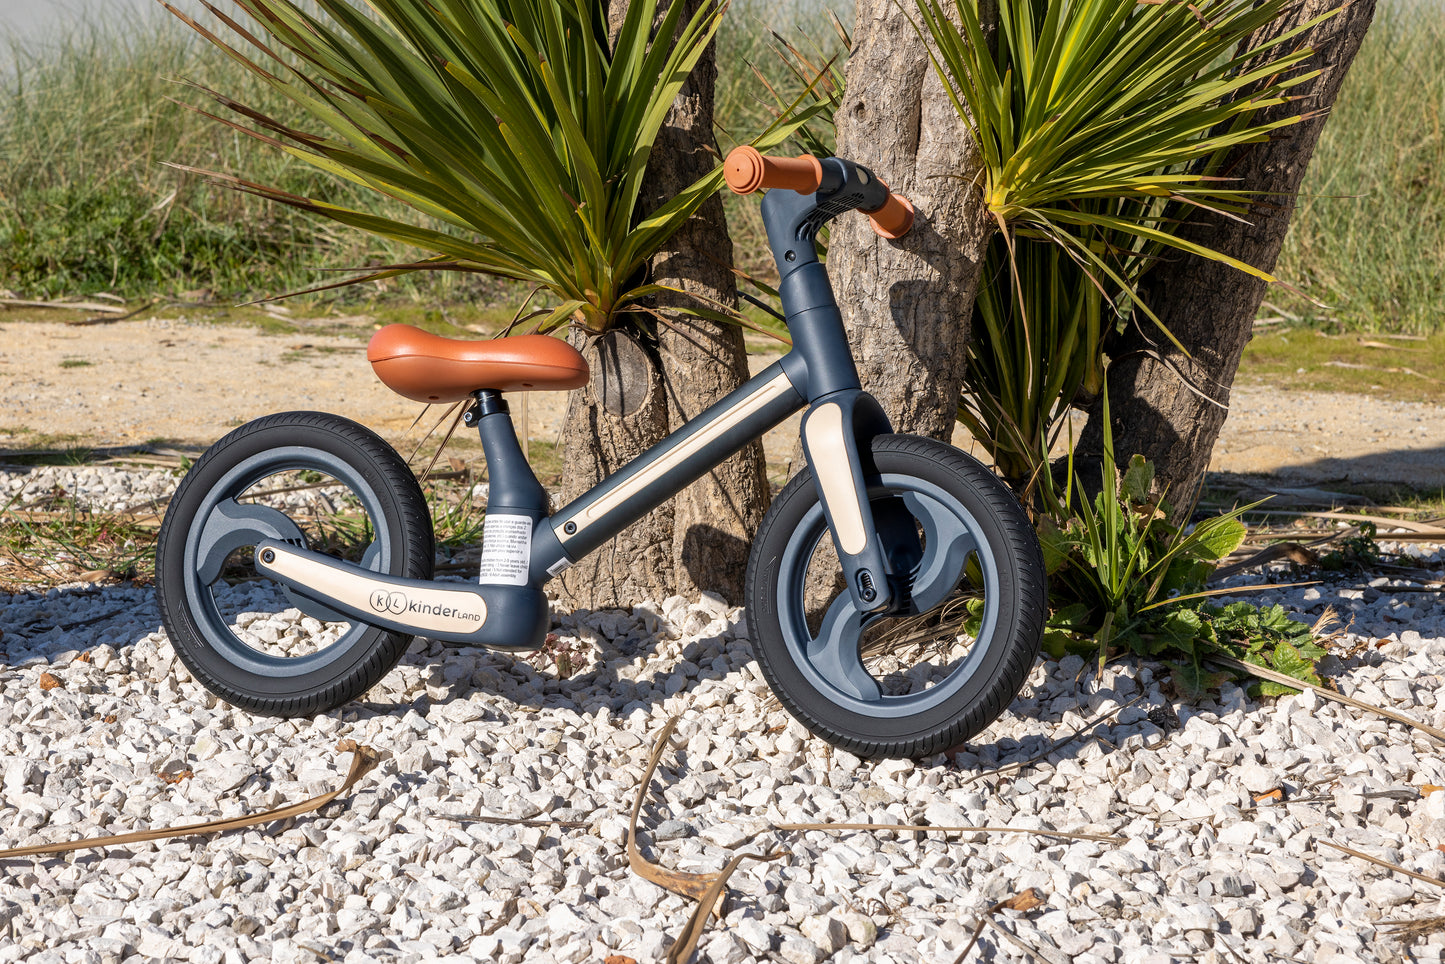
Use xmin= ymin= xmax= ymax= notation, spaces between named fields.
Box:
xmin=800 ymin=390 xmax=918 ymax=614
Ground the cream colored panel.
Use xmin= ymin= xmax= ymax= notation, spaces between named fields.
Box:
xmin=263 ymin=546 xmax=487 ymax=634
xmin=804 ymin=402 xmax=866 ymax=555
xmin=561 ymin=372 xmax=794 ymax=539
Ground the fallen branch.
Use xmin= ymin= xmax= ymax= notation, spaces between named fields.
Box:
xmin=66 ymin=300 xmax=156 ymax=326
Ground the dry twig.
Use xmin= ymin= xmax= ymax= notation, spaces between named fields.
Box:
xmin=1317 ymin=840 xmax=1445 ymax=891
xmin=772 ymin=822 xmax=1123 ymax=844
xmin=1380 ymin=915 xmax=1445 ymax=941
xmin=961 ymin=696 xmax=1144 ymax=787
xmin=0 ymin=742 xmax=377 ymax=861
xmin=1206 ymin=654 xmax=1445 ymax=743
xmin=67 ymin=300 xmax=157 ymax=326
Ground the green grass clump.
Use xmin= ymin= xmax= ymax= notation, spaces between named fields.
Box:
xmin=1273 ymin=0 xmax=1445 ymax=333
xmin=0 ymin=15 xmax=507 ymax=305
xmin=1237 ymin=328 xmax=1445 ymax=404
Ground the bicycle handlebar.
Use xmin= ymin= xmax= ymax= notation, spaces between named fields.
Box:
xmin=724 ymin=147 xmax=823 ymax=194
xmin=723 ymin=146 xmax=915 ymax=240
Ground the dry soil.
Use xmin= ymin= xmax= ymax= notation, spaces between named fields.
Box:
xmin=3 ymin=314 xmax=1443 ymax=495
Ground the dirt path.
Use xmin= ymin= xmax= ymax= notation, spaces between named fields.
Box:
xmin=3 ymin=315 xmax=1444 ymax=492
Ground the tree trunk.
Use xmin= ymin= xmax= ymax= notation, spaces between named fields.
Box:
xmin=651 ymin=3 xmax=768 ymax=605
xmin=828 ymin=0 xmax=993 ymax=440
xmin=557 ymin=330 xmax=678 ymax=608
xmin=557 ymin=0 xmax=765 ymax=610
xmin=1076 ymin=0 xmax=1378 ymax=497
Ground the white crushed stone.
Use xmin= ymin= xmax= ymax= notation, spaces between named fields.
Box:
xmin=2 ymin=464 xmax=179 ymax=514
xmin=2 ymin=465 xmax=1444 ymax=963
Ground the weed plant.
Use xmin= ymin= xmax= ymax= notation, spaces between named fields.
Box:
xmin=1042 ymin=444 xmax=1332 ymax=698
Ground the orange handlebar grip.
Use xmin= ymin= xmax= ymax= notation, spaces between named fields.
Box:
xmin=724 ymin=146 xmax=824 ymax=195
xmin=865 ymin=192 xmax=915 ymax=240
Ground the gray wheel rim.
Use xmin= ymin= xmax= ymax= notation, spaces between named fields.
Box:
xmin=181 ymin=445 xmax=393 ymax=679
xmin=776 ymin=472 xmax=1002 ymax=719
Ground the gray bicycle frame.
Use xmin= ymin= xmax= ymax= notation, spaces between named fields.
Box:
xmin=255 ymin=155 xmax=907 ymax=650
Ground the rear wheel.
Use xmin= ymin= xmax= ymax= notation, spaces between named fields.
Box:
xmin=745 ymin=434 xmax=1045 ymax=758
xmin=156 ymin=412 xmax=434 ymax=716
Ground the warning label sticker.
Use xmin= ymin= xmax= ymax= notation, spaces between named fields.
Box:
xmin=477 ymin=514 xmax=533 ymax=586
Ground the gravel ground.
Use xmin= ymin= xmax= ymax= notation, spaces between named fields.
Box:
xmin=4 ymin=465 xmax=1445 ymax=964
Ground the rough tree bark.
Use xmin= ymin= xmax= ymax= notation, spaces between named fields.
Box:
xmin=1076 ymin=0 xmax=1378 ymax=496
xmin=826 ymin=0 xmax=994 ymax=441
xmin=556 ymin=0 xmax=766 ymax=610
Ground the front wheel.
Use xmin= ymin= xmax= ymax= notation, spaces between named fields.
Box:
xmin=745 ymin=434 xmax=1045 ymax=758
xmin=156 ymin=412 xmax=434 ymax=717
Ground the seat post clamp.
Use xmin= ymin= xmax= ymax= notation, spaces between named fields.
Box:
xmin=466 ymin=390 xmax=508 ymax=427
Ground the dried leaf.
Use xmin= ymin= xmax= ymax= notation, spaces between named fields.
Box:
xmin=666 ymin=851 xmax=782 ymax=964
xmin=627 ymin=718 xmax=724 ymax=903
xmin=161 ymin=768 xmax=194 ymax=785
xmin=38 ymin=672 xmax=62 ymax=691
xmin=628 ymin=719 xmax=785 ymax=964
xmin=605 ymin=957 xmax=638 ymax=964
xmin=1253 ymin=787 xmax=1285 ymax=804
xmin=103 ymin=715 xmax=118 ymax=724
xmin=1002 ymin=888 xmax=1045 ymax=912
xmin=1423 ymin=785 xmax=1445 ymax=796
xmin=73 ymin=652 xmax=93 ymax=663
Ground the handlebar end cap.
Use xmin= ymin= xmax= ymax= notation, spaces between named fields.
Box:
xmin=869 ymin=194 xmax=915 ymax=240
xmin=725 ymin=146 xmax=767 ymax=195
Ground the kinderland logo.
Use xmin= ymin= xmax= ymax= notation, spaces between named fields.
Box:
xmin=368 ymin=589 xmax=483 ymax=622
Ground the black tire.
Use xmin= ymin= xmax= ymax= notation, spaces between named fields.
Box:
xmin=156 ymin=412 xmax=434 ymax=716
xmin=745 ymin=434 xmax=1045 ymax=758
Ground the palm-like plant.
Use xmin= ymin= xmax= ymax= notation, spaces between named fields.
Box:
xmin=915 ymin=0 xmax=1336 ymax=501
xmin=164 ymin=0 xmax=805 ymax=332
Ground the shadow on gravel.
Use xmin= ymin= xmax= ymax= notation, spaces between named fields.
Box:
xmin=4 ymin=582 xmax=1207 ymax=794
xmin=0 ymin=583 xmax=162 ymax=667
